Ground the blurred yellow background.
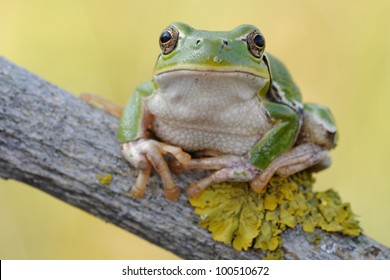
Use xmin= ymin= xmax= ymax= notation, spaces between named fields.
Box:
xmin=1 ymin=0 xmax=389 ymax=259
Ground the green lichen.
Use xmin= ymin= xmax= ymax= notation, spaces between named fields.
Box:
xmin=189 ymin=171 xmax=361 ymax=259
xmin=96 ymin=173 xmax=113 ymax=186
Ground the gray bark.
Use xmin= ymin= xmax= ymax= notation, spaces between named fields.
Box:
xmin=0 ymin=56 xmax=389 ymax=259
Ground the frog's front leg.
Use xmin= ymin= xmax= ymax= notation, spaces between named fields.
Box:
xmin=250 ymin=102 xmax=338 ymax=189
xmin=252 ymin=102 xmax=338 ymax=189
xmin=122 ymin=140 xmax=191 ymax=199
xmin=118 ymin=81 xmax=191 ymax=200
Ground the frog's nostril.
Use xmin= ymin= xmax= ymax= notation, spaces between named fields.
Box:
xmin=196 ymin=39 xmax=202 ymax=45
xmin=221 ymin=40 xmax=229 ymax=49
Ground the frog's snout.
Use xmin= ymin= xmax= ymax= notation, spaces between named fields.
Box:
xmin=192 ymin=38 xmax=231 ymax=50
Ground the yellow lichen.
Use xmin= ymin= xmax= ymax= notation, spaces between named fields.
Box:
xmin=189 ymin=171 xmax=361 ymax=259
xmin=96 ymin=173 xmax=112 ymax=186
xmin=190 ymin=182 xmax=262 ymax=250
xmin=264 ymin=194 xmax=278 ymax=210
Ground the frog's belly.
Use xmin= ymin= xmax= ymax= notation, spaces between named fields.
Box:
xmin=153 ymin=119 xmax=265 ymax=155
xmin=147 ymin=81 xmax=273 ymax=155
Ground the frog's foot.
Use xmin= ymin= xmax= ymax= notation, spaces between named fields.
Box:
xmin=250 ymin=143 xmax=329 ymax=192
xmin=171 ymin=155 xmax=258 ymax=198
xmin=122 ymin=140 xmax=191 ymax=200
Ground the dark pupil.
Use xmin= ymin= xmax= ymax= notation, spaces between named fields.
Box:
xmin=253 ymin=34 xmax=264 ymax=48
xmin=160 ymin=31 xmax=172 ymax=43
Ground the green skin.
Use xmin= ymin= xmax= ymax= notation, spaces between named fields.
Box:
xmin=118 ymin=22 xmax=337 ymax=200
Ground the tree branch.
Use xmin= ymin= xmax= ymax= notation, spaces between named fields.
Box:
xmin=0 ymin=57 xmax=389 ymax=259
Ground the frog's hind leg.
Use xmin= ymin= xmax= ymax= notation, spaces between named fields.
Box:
xmin=170 ymin=154 xmax=235 ymax=173
xmin=186 ymin=166 xmax=258 ymax=198
xmin=80 ymin=93 xmax=124 ymax=117
xmin=173 ymin=155 xmax=258 ymax=198
xmin=250 ymin=143 xmax=328 ymax=192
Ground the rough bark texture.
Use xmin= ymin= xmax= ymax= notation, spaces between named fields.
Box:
xmin=0 ymin=57 xmax=389 ymax=260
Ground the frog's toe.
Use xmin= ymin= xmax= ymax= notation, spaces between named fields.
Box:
xmin=250 ymin=176 xmax=268 ymax=193
xmin=130 ymin=183 xmax=146 ymax=199
xmin=186 ymin=182 xmax=205 ymax=198
xmin=186 ymin=178 xmax=214 ymax=198
xmin=164 ymin=185 xmax=181 ymax=200
xmin=129 ymin=164 xmax=152 ymax=199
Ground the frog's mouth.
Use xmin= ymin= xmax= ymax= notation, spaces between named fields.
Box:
xmin=154 ymin=69 xmax=269 ymax=101
xmin=155 ymin=67 xmax=268 ymax=80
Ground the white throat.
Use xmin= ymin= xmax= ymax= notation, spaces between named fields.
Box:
xmin=154 ymin=70 xmax=266 ymax=109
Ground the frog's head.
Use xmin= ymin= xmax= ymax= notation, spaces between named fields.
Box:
xmin=153 ymin=22 xmax=271 ymax=98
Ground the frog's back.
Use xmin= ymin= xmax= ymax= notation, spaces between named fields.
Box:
xmin=266 ymin=53 xmax=302 ymax=103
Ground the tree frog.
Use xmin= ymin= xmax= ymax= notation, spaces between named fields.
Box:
xmin=118 ymin=22 xmax=337 ymax=200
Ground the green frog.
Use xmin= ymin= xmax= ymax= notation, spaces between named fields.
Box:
xmin=118 ymin=22 xmax=337 ymax=200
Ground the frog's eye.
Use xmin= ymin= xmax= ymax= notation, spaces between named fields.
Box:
xmin=159 ymin=26 xmax=179 ymax=55
xmin=246 ymin=30 xmax=266 ymax=58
